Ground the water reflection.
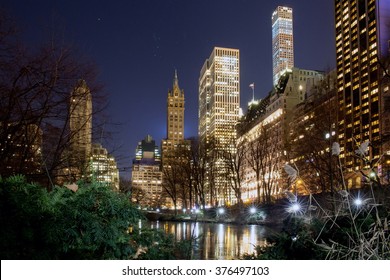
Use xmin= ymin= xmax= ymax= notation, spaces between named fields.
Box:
xmin=147 ymin=220 xmax=270 ymax=260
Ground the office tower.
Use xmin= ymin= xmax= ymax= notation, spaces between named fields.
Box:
xmin=199 ymin=47 xmax=240 ymax=205
xmin=131 ymin=135 xmax=163 ymax=207
xmin=272 ymin=6 xmax=294 ymax=86
xmin=335 ymin=0 xmax=390 ymax=186
xmin=91 ymin=143 xmax=120 ymax=190
xmin=69 ymin=80 xmax=92 ymax=171
xmin=161 ymin=70 xmax=185 ymax=160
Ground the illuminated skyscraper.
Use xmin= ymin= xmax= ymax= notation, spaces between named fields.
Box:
xmin=272 ymin=6 xmax=294 ymax=86
xmin=131 ymin=135 xmax=163 ymax=207
xmin=335 ymin=0 xmax=390 ymax=184
xmin=199 ymin=47 xmax=240 ymax=205
xmin=161 ymin=70 xmax=185 ymax=161
xmin=91 ymin=143 xmax=119 ymax=190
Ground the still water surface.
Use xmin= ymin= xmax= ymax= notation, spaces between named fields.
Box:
xmin=145 ymin=221 xmax=277 ymax=260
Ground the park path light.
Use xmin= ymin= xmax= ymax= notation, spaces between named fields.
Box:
xmin=286 ymin=201 xmax=302 ymax=214
xmin=354 ymin=198 xmax=363 ymax=207
xmin=249 ymin=207 xmax=257 ymax=214
xmin=291 ymin=202 xmax=301 ymax=212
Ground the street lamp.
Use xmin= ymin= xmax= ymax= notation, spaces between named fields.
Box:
xmin=354 ymin=198 xmax=363 ymax=207
xmin=218 ymin=207 xmax=225 ymax=215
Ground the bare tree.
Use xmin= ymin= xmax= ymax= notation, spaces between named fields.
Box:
xmin=188 ymin=137 xmax=219 ymax=209
xmin=131 ymin=186 xmax=147 ymax=206
xmin=119 ymin=177 xmax=131 ymax=193
xmin=0 ymin=10 xmax=106 ymax=187
xmin=288 ymin=72 xmax=341 ymax=195
xmin=221 ymin=139 xmax=246 ymax=207
xmin=245 ymin=132 xmax=264 ymax=204
xmin=259 ymin=124 xmax=280 ymax=204
xmin=162 ymin=153 xmax=183 ymax=214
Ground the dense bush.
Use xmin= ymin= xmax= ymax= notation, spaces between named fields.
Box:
xmin=0 ymin=175 xmax=189 ymax=259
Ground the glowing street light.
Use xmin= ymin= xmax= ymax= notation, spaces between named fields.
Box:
xmin=218 ymin=208 xmax=225 ymax=215
xmin=287 ymin=202 xmax=302 ymax=214
xmin=354 ymin=198 xmax=363 ymax=207
xmin=249 ymin=207 xmax=257 ymax=214
xmin=291 ymin=203 xmax=301 ymax=212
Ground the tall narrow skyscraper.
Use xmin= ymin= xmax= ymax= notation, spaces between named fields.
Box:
xmin=161 ymin=70 xmax=185 ymax=160
xmin=69 ymin=79 xmax=92 ymax=177
xmin=272 ymin=6 xmax=294 ymax=86
xmin=335 ymin=0 xmax=390 ymax=184
xmin=199 ymin=47 xmax=240 ymax=205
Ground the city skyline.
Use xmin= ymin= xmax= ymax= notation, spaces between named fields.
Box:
xmin=3 ymin=0 xmax=336 ymax=177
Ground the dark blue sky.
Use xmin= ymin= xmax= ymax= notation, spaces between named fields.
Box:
xmin=3 ymin=0 xmax=336 ymax=177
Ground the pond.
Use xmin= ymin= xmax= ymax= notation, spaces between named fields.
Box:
xmin=145 ymin=220 xmax=278 ymax=260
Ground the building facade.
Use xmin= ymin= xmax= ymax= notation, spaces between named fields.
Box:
xmin=131 ymin=135 xmax=163 ymax=208
xmin=199 ymin=47 xmax=240 ymax=205
xmin=238 ymin=68 xmax=324 ymax=203
xmin=272 ymin=6 xmax=294 ymax=86
xmin=69 ymin=79 xmax=93 ymax=179
xmin=91 ymin=143 xmax=119 ymax=190
xmin=335 ymin=0 xmax=390 ymax=187
xmin=289 ymin=70 xmax=338 ymax=195
xmin=161 ymin=70 xmax=185 ymax=160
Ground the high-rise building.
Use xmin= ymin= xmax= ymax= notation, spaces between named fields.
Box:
xmin=161 ymin=70 xmax=185 ymax=160
xmin=131 ymin=135 xmax=163 ymax=207
xmin=91 ymin=143 xmax=120 ymax=190
xmin=69 ymin=79 xmax=92 ymax=176
xmin=272 ymin=6 xmax=294 ymax=86
xmin=199 ymin=47 xmax=240 ymax=205
xmin=335 ymin=0 xmax=390 ymax=186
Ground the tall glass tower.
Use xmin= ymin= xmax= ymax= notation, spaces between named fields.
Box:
xmin=272 ymin=6 xmax=294 ymax=86
xmin=199 ymin=47 xmax=240 ymax=206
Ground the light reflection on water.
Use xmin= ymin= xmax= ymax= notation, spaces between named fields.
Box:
xmin=147 ymin=220 xmax=272 ymax=260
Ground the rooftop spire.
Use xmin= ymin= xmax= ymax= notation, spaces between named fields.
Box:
xmin=173 ymin=69 xmax=179 ymax=88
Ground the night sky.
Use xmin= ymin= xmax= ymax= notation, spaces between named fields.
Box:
xmin=3 ymin=0 xmax=336 ymax=178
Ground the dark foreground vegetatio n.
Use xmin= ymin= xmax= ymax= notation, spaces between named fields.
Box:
xmin=1 ymin=174 xmax=389 ymax=260
xmin=0 ymin=175 xmax=191 ymax=260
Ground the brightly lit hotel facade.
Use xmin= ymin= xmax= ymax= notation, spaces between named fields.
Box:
xmin=238 ymin=68 xmax=324 ymax=203
xmin=199 ymin=47 xmax=240 ymax=206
